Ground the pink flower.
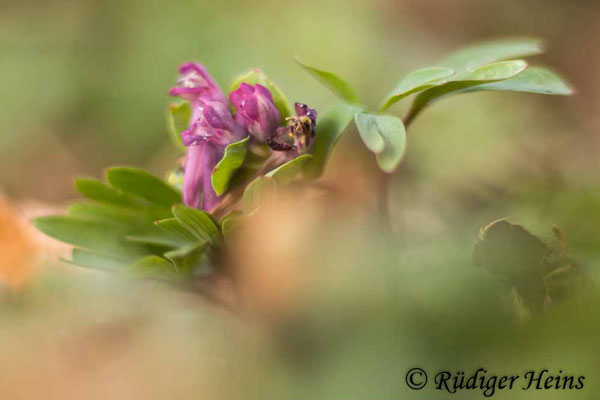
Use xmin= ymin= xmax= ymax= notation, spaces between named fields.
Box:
xmin=229 ymin=83 xmax=280 ymax=143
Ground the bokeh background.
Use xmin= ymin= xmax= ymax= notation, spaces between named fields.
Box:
xmin=1 ymin=0 xmax=600 ymax=398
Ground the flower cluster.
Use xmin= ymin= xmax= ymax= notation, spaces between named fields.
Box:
xmin=170 ymin=63 xmax=317 ymax=211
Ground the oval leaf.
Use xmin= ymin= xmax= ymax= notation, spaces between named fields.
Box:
xmin=441 ymin=37 xmax=543 ymax=73
xmin=125 ymin=256 xmax=178 ymax=280
xmin=354 ymin=113 xmax=406 ymax=173
xmin=230 ymin=69 xmax=292 ymax=122
xmin=460 ymin=66 xmax=574 ymax=95
xmin=172 ymin=205 xmax=221 ymax=244
xmin=265 ymin=154 xmax=312 ymax=185
xmin=303 ymin=103 xmax=362 ymax=180
xmin=379 ymin=67 xmax=455 ymax=112
xmin=106 ymin=167 xmax=182 ymax=208
xmin=243 ymin=176 xmax=277 ymax=213
xmin=211 ymin=137 xmax=249 ymax=196
xmin=75 ymin=178 xmax=142 ymax=208
xmin=167 ymin=101 xmax=191 ymax=152
xmin=295 ymin=57 xmax=360 ymax=104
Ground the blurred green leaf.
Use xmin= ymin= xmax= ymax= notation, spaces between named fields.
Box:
xmin=212 ymin=137 xmax=249 ymax=196
xmin=230 ymin=69 xmax=292 ymax=122
xmin=303 ymin=103 xmax=362 ymax=180
xmin=220 ymin=210 xmax=244 ymax=243
xmin=164 ymin=241 xmax=209 ymax=276
xmin=155 ymin=218 xmax=198 ymax=243
xmin=266 ymin=154 xmax=312 ymax=185
xmin=64 ymin=248 xmax=126 ymax=271
xmin=406 ymin=60 xmax=528 ymax=124
xmin=125 ymin=256 xmax=178 ymax=280
xmin=75 ymin=178 xmax=141 ymax=208
xmin=243 ymin=176 xmax=277 ymax=213
xmin=295 ymin=57 xmax=360 ymax=104
xmin=33 ymin=216 xmax=146 ymax=259
xmin=106 ymin=167 xmax=182 ymax=208
xmin=172 ymin=205 xmax=221 ymax=244
xmin=460 ymin=66 xmax=574 ymax=95
xmin=355 ymin=113 xmax=406 ymax=173
xmin=167 ymin=101 xmax=191 ymax=152
xmin=379 ymin=67 xmax=454 ymax=112
xmin=440 ymin=37 xmax=543 ymax=73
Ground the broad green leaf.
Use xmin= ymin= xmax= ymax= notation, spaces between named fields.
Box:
xmin=126 ymin=230 xmax=191 ymax=248
xmin=172 ymin=205 xmax=221 ymax=243
xmin=379 ymin=67 xmax=454 ymax=111
xmin=405 ymin=60 xmax=528 ymax=125
xmin=66 ymin=202 xmax=147 ymax=228
xmin=440 ymin=37 xmax=543 ymax=73
xmin=212 ymin=137 xmax=249 ymax=195
xmin=106 ymin=167 xmax=182 ymax=208
xmin=75 ymin=178 xmax=141 ymax=208
xmin=167 ymin=101 xmax=191 ymax=152
xmin=125 ymin=256 xmax=178 ymax=280
xmin=220 ymin=210 xmax=244 ymax=242
xmin=354 ymin=113 xmax=407 ymax=173
xmin=303 ymin=103 xmax=362 ymax=180
xmin=295 ymin=57 xmax=359 ymax=104
xmin=164 ymin=241 xmax=209 ymax=276
xmin=64 ymin=248 xmax=126 ymax=271
xmin=230 ymin=69 xmax=292 ymax=121
xmin=33 ymin=216 xmax=146 ymax=259
xmin=265 ymin=154 xmax=312 ymax=185
xmin=460 ymin=66 xmax=574 ymax=95
xmin=155 ymin=218 xmax=198 ymax=243
xmin=243 ymin=176 xmax=277 ymax=213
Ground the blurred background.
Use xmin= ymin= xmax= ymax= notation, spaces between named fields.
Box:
xmin=1 ymin=0 xmax=600 ymax=398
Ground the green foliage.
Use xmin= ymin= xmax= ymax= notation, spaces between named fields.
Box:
xmin=439 ymin=37 xmax=544 ymax=73
xmin=172 ymin=205 xmax=221 ymax=244
xmin=355 ymin=113 xmax=406 ymax=173
xmin=212 ymin=137 xmax=249 ymax=196
xmin=230 ymin=69 xmax=292 ymax=122
xmin=379 ymin=67 xmax=454 ymax=112
xmin=106 ymin=167 xmax=182 ymax=208
xmin=75 ymin=178 xmax=142 ymax=208
xmin=304 ymin=103 xmax=362 ymax=180
xmin=124 ymin=255 xmax=179 ymax=280
xmin=460 ymin=66 xmax=574 ymax=95
xmin=243 ymin=176 xmax=277 ymax=213
xmin=167 ymin=101 xmax=191 ymax=152
xmin=295 ymin=57 xmax=360 ymax=104
xmin=220 ymin=210 xmax=244 ymax=243
xmin=266 ymin=154 xmax=312 ymax=185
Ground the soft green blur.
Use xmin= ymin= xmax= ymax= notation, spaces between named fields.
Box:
xmin=1 ymin=0 xmax=600 ymax=398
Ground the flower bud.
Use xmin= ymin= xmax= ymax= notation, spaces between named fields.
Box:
xmin=169 ymin=62 xmax=226 ymax=104
xmin=229 ymin=83 xmax=281 ymax=143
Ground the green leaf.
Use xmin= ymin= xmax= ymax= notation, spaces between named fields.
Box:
xmin=295 ymin=57 xmax=360 ymax=104
xmin=303 ymin=103 xmax=362 ymax=180
xmin=212 ymin=137 xmax=249 ymax=196
xmin=440 ymin=37 xmax=543 ymax=73
xmin=354 ymin=113 xmax=407 ymax=173
xmin=75 ymin=178 xmax=141 ymax=208
xmin=230 ymin=69 xmax=292 ymax=122
xmin=220 ymin=210 xmax=244 ymax=242
xmin=64 ymin=248 xmax=127 ymax=271
xmin=124 ymin=256 xmax=178 ymax=280
xmin=33 ymin=216 xmax=146 ymax=259
xmin=243 ymin=176 xmax=277 ymax=213
xmin=126 ymin=230 xmax=191 ymax=248
xmin=172 ymin=205 xmax=221 ymax=244
xmin=167 ymin=101 xmax=191 ymax=152
xmin=460 ymin=66 xmax=574 ymax=96
xmin=106 ymin=167 xmax=182 ymax=208
xmin=406 ymin=60 xmax=528 ymax=125
xmin=265 ymin=154 xmax=312 ymax=185
xmin=155 ymin=218 xmax=198 ymax=243
xmin=379 ymin=67 xmax=455 ymax=111
xmin=164 ymin=242 xmax=209 ymax=276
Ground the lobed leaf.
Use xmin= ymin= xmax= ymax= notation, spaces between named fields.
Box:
xmin=167 ymin=101 xmax=191 ymax=152
xmin=295 ymin=57 xmax=360 ymax=104
xmin=230 ymin=69 xmax=292 ymax=122
xmin=379 ymin=67 xmax=454 ymax=112
xmin=212 ymin=137 xmax=249 ymax=196
xmin=303 ymin=103 xmax=362 ymax=180
xmin=106 ymin=167 xmax=182 ymax=208
xmin=355 ymin=113 xmax=407 ymax=173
